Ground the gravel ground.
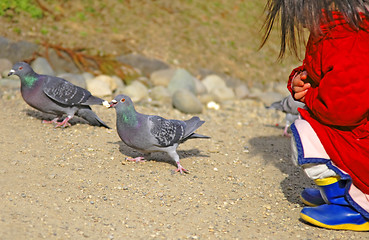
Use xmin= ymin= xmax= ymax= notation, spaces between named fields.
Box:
xmin=0 ymin=86 xmax=367 ymax=239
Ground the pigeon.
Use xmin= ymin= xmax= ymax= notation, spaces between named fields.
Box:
xmin=268 ymin=95 xmax=305 ymax=136
xmin=108 ymin=94 xmax=210 ymax=173
xmin=8 ymin=62 xmax=110 ymax=128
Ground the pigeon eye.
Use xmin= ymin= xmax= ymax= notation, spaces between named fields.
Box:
xmin=18 ymin=66 xmax=23 ymax=70
xmin=120 ymin=98 xmax=126 ymax=102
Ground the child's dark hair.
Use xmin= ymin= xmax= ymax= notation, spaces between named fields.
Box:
xmin=261 ymin=0 xmax=369 ymax=59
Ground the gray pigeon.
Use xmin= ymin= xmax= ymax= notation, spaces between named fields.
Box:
xmin=268 ymin=95 xmax=305 ymax=136
xmin=8 ymin=62 xmax=110 ymax=128
xmin=108 ymin=94 xmax=209 ymax=173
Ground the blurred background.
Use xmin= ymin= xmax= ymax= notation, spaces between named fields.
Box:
xmin=0 ymin=0 xmax=299 ymax=87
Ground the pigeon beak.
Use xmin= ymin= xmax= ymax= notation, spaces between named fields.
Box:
xmin=107 ymin=99 xmax=118 ymax=108
xmin=8 ymin=69 xmax=15 ymax=76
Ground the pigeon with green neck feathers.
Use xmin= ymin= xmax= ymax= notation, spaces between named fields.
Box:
xmin=8 ymin=62 xmax=110 ymax=128
xmin=108 ymin=94 xmax=209 ymax=173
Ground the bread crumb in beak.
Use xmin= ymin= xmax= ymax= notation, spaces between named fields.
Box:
xmin=103 ymin=100 xmax=110 ymax=108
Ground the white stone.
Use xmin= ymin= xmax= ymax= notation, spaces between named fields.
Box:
xmin=122 ymin=81 xmax=148 ymax=102
xmin=86 ymin=77 xmax=112 ymax=97
xmin=150 ymin=68 xmax=176 ymax=87
xmin=202 ymin=75 xmax=226 ymax=93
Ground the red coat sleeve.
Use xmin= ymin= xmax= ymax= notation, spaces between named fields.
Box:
xmin=304 ymin=34 xmax=369 ymax=127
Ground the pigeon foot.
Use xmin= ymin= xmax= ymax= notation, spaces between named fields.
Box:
xmin=55 ymin=116 xmax=72 ymax=128
xmin=175 ymin=163 xmax=188 ymax=174
xmin=42 ymin=117 xmax=59 ymax=124
xmin=126 ymin=157 xmax=146 ymax=163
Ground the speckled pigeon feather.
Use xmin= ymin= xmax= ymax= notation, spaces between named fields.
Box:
xmin=109 ymin=94 xmax=209 ymax=173
xmin=43 ymin=75 xmax=103 ymax=106
xmin=8 ymin=62 xmax=110 ymax=128
xmin=149 ymin=116 xmax=185 ymax=147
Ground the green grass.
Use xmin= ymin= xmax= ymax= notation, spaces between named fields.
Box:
xmin=0 ymin=0 xmax=43 ymax=18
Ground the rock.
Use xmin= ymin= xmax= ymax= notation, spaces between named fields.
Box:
xmin=92 ymin=75 xmax=118 ymax=92
xmin=86 ymin=77 xmax=112 ymax=97
xmin=111 ymin=76 xmax=125 ymax=92
xmin=0 ymin=78 xmax=20 ymax=88
xmin=202 ymin=75 xmax=227 ymax=93
xmin=149 ymin=86 xmax=172 ymax=103
xmin=198 ymin=93 xmax=214 ymax=104
xmin=0 ymin=59 xmax=13 ymax=74
xmin=234 ymin=84 xmax=250 ymax=99
xmin=116 ymin=53 xmax=170 ymax=77
xmin=135 ymin=76 xmax=152 ymax=88
xmin=46 ymin=48 xmax=80 ymax=74
xmin=273 ymin=82 xmax=290 ymax=96
xmin=2 ymin=70 xmax=17 ymax=80
xmin=82 ymin=72 xmax=94 ymax=82
xmin=31 ymin=57 xmax=55 ymax=76
xmin=121 ymin=80 xmax=148 ymax=102
xmin=172 ymin=89 xmax=202 ymax=114
xmin=194 ymin=77 xmax=207 ymax=95
xmin=251 ymin=91 xmax=284 ymax=106
xmin=0 ymin=37 xmax=39 ymax=63
xmin=150 ymin=68 xmax=176 ymax=87
xmin=212 ymin=87 xmax=235 ymax=102
xmin=57 ymin=73 xmax=86 ymax=88
xmin=167 ymin=69 xmax=196 ymax=96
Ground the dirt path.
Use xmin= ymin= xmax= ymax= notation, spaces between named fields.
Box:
xmin=0 ymin=88 xmax=366 ymax=239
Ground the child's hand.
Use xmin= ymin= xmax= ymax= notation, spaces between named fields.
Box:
xmin=292 ymin=71 xmax=311 ymax=103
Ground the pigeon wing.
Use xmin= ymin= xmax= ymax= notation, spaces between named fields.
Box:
xmin=148 ymin=116 xmax=185 ymax=147
xmin=42 ymin=75 xmax=91 ymax=106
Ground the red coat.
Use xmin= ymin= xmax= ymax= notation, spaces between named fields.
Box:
xmin=288 ymin=12 xmax=369 ymax=194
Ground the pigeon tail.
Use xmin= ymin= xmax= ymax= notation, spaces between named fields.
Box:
xmin=83 ymin=95 xmax=107 ymax=106
xmin=188 ymin=133 xmax=210 ymax=139
xmin=76 ymin=107 xmax=110 ymax=128
xmin=183 ymin=116 xmax=205 ymax=138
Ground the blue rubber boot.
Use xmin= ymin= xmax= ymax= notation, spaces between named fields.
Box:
xmin=300 ymin=188 xmax=325 ymax=207
xmin=300 ymin=176 xmax=369 ymax=231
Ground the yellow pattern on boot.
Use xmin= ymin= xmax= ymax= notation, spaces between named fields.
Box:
xmin=314 ymin=176 xmax=340 ymax=186
xmin=300 ymin=212 xmax=369 ymax=231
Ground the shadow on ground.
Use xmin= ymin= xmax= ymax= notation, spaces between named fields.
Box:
xmin=24 ymin=109 xmax=97 ymax=127
xmin=249 ymin=135 xmax=314 ymax=205
xmin=109 ymin=141 xmax=209 ymax=169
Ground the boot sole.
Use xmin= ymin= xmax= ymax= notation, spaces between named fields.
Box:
xmin=300 ymin=212 xmax=369 ymax=231
xmin=300 ymin=195 xmax=320 ymax=207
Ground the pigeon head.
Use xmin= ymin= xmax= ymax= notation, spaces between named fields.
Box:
xmin=109 ymin=94 xmax=138 ymax=125
xmin=108 ymin=94 xmax=134 ymax=109
xmin=8 ymin=62 xmax=34 ymax=78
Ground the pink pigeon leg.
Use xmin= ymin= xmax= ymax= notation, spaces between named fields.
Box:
xmin=126 ymin=156 xmax=146 ymax=162
xmin=283 ymin=125 xmax=291 ymax=137
xmin=175 ymin=162 xmax=188 ymax=174
xmin=55 ymin=116 xmax=72 ymax=128
xmin=42 ymin=117 xmax=60 ymax=124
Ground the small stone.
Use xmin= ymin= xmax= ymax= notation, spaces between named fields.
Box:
xmin=93 ymin=75 xmax=118 ymax=92
xmin=149 ymin=86 xmax=172 ymax=103
xmin=168 ymin=69 xmax=196 ymax=95
xmin=0 ymin=58 xmax=13 ymax=74
xmin=150 ymin=68 xmax=176 ymax=87
xmin=31 ymin=57 xmax=55 ymax=76
xmin=86 ymin=76 xmax=112 ymax=97
xmin=212 ymin=87 xmax=235 ymax=102
xmin=234 ymin=84 xmax=250 ymax=99
xmin=122 ymin=80 xmax=148 ymax=102
xmin=202 ymin=75 xmax=226 ymax=93
xmin=172 ymin=89 xmax=202 ymax=114
xmin=57 ymin=73 xmax=86 ymax=88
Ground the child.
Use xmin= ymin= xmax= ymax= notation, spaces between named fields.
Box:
xmin=261 ymin=0 xmax=369 ymax=231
